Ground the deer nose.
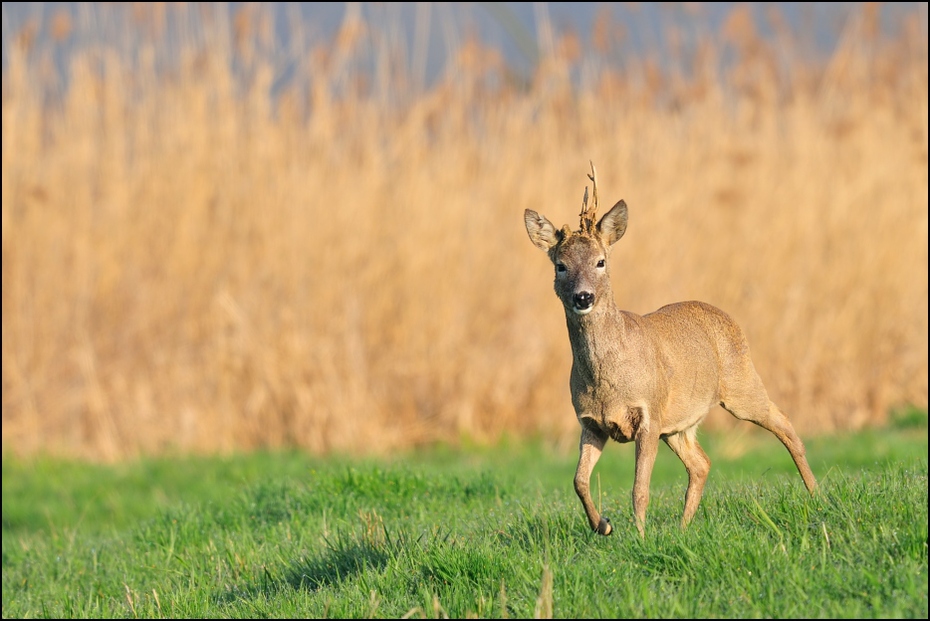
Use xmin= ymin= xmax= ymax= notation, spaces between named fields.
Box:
xmin=573 ymin=291 xmax=595 ymax=310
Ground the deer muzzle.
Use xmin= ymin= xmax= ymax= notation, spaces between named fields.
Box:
xmin=572 ymin=291 xmax=595 ymax=315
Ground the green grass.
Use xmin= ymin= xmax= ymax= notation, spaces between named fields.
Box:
xmin=3 ymin=426 xmax=927 ymax=618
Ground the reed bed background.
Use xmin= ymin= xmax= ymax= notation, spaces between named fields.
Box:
xmin=2 ymin=3 xmax=927 ymax=462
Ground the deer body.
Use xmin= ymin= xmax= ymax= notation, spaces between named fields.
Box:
xmin=525 ymin=164 xmax=817 ymax=537
xmin=569 ymin=302 xmax=733 ymax=443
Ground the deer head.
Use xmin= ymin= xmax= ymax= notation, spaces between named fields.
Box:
xmin=524 ymin=162 xmax=628 ymax=316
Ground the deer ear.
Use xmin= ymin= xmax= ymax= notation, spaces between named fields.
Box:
xmin=524 ymin=209 xmax=561 ymax=251
xmin=597 ymin=200 xmax=628 ymax=246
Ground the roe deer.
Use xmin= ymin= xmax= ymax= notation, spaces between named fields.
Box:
xmin=524 ymin=162 xmax=818 ymax=537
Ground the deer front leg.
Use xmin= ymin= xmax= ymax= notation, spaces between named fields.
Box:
xmin=574 ymin=425 xmax=611 ymax=535
xmin=632 ymin=431 xmax=660 ymax=537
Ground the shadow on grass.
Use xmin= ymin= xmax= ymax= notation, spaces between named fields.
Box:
xmin=284 ymin=538 xmax=391 ymax=592
xmin=212 ymin=529 xmax=397 ymax=608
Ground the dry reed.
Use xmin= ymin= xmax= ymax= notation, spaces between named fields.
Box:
xmin=2 ymin=3 xmax=927 ymax=461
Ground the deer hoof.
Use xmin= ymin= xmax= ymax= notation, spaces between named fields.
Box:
xmin=596 ymin=517 xmax=612 ymax=536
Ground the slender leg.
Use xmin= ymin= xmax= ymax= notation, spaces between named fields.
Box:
xmin=722 ymin=376 xmax=818 ymax=495
xmin=664 ymin=429 xmax=712 ymax=528
xmin=752 ymin=401 xmax=818 ymax=494
xmin=632 ymin=432 xmax=660 ymax=537
xmin=574 ymin=425 xmax=612 ymax=535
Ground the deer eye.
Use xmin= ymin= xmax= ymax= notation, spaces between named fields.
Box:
xmin=556 ymin=263 xmax=567 ymax=273
xmin=596 ymin=259 xmax=605 ymax=268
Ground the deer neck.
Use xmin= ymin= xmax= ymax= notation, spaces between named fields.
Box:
xmin=564 ymin=295 xmax=626 ymax=375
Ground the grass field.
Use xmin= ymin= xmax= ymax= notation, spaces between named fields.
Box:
xmin=2 ymin=3 xmax=927 ymax=461
xmin=3 ymin=423 xmax=927 ymax=618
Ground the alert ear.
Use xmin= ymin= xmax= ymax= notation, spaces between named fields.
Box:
xmin=524 ymin=209 xmax=561 ymax=251
xmin=597 ymin=200 xmax=628 ymax=246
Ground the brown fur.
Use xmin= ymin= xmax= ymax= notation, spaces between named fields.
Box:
xmin=524 ymin=171 xmax=818 ymax=537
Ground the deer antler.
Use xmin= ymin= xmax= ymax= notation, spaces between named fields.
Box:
xmin=579 ymin=160 xmax=599 ymax=232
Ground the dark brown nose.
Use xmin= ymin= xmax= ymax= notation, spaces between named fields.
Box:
xmin=573 ymin=291 xmax=594 ymax=310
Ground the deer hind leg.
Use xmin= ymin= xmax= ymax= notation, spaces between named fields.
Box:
xmin=574 ymin=425 xmax=612 ymax=535
xmin=721 ymin=373 xmax=818 ymax=495
xmin=663 ymin=428 xmax=712 ymax=528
